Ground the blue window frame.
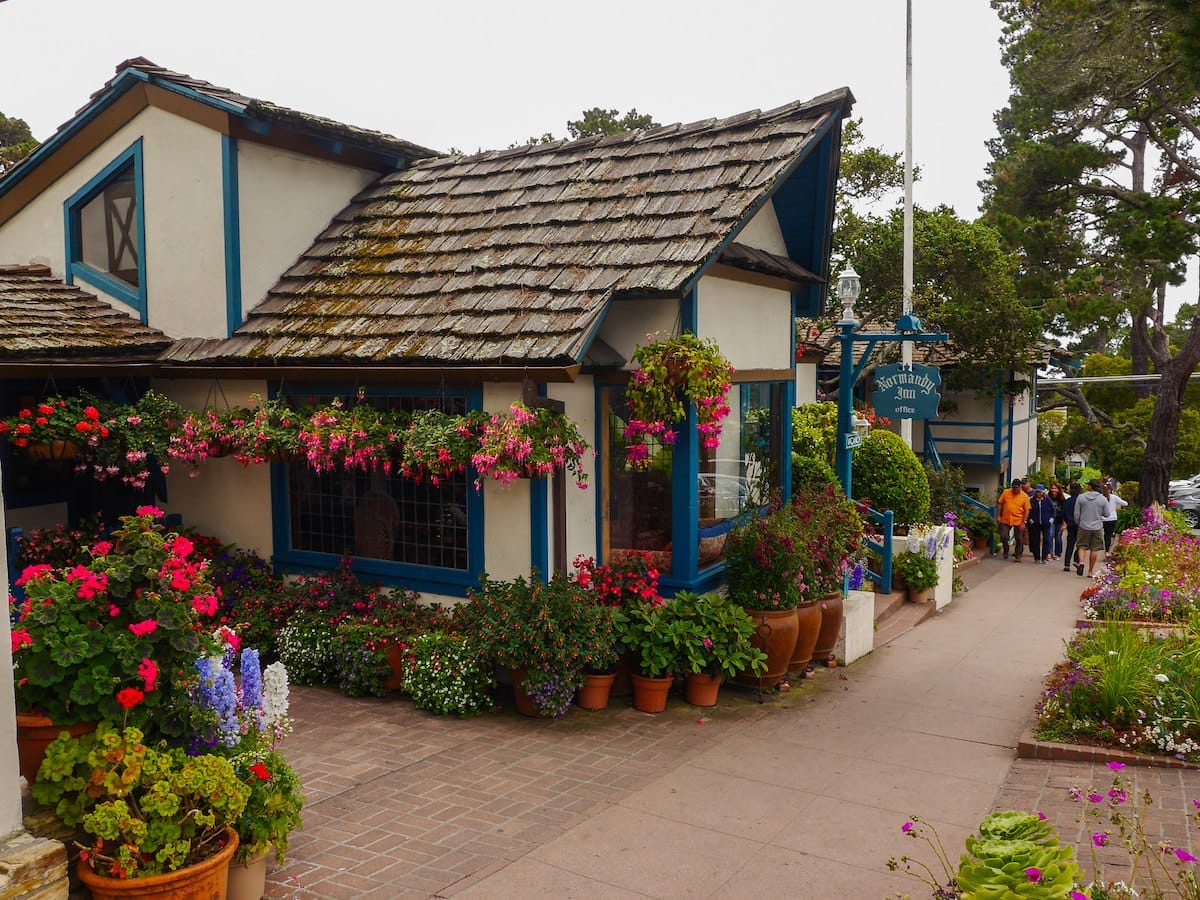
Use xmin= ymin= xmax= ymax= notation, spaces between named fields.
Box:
xmin=269 ymin=386 xmax=484 ymax=596
xmin=63 ymin=139 xmax=147 ymax=321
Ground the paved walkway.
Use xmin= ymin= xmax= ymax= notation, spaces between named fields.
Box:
xmin=266 ymin=556 xmax=1200 ymax=898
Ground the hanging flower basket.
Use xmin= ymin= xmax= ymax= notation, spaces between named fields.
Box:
xmin=400 ymin=408 xmax=482 ymax=484
xmin=623 ymin=332 xmax=734 ymax=467
xmin=471 ymin=403 xmax=590 ymax=490
xmin=299 ymin=397 xmax=405 ymax=473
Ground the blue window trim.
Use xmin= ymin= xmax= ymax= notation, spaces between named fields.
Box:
xmin=63 ymin=138 xmax=148 ymax=322
xmin=221 ymin=135 xmax=243 ymax=337
xmin=268 ymin=385 xmax=485 ymax=597
xmin=530 ymin=383 xmax=549 ymax=579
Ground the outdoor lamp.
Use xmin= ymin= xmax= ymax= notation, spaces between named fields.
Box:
xmin=837 ymin=265 xmax=861 ymax=323
xmin=852 ymin=412 xmax=872 ymax=439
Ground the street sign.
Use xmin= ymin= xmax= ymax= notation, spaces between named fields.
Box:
xmin=873 ymin=363 xmax=942 ymax=420
xmin=843 ymin=431 xmax=863 ymax=450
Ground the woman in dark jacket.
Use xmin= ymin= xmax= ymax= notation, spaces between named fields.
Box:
xmin=1061 ymin=482 xmax=1082 ymax=572
xmin=1049 ymin=483 xmax=1067 ymax=561
xmin=1027 ymin=485 xmax=1057 ymax=564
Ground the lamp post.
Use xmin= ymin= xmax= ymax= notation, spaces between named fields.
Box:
xmin=834 ymin=265 xmax=861 ymax=495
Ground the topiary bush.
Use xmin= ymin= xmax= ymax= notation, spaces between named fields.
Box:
xmin=852 ymin=429 xmax=930 ymax=527
xmin=791 ymin=402 xmax=837 ymax=467
xmin=792 ymin=455 xmax=838 ymax=492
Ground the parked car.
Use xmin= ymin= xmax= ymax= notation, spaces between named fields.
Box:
xmin=1169 ymin=493 xmax=1200 ymax=530
xmin=1169 ymin=473 xmax=1200 ymax=493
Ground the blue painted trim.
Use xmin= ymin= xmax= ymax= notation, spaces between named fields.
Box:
xmin=993 ymin=388 xmax=1004 ymax=468
xmin=63 ymin=138 xmax=147 ymax=321
xmin=530 ymin=384 xmax=549 ymax=579
xmin=221 ymin=135 xmax=243 ymax=337
xmin=782 ymin=378 xmax=795 ymax=502
xmin=670 ymin=400 xmax=699 ymax=582
xmin=269 ymin=384 xmax=485 ymax=593
xmin=594 ymin=383 xmax=605 ymax=564
xmin=681 ymin=287 xmax=698 ymax=334
xmin=572 ymin=293 xmax=616 ymax=364
xmin=803 ymin=125 xmax=836 ymax=316
xmin=679 ymin=112 xmax=841 ymax=299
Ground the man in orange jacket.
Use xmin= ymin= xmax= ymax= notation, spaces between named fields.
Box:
xmin=996 ymin=477 xmax=1031 ymax=562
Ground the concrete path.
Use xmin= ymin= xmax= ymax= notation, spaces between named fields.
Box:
xmin=446 ymin=555 xmax=1084 ymax=899
xmin=266 ymin=554 xmax=1089 ymax=898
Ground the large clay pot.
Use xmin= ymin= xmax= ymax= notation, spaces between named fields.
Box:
xmin=684 ymin=673 xmax=722 ymax=707
xmin=811 ymin=591 xmax=845 ymax=666
xmin=787 ymin=601 xmax=822 ymax=675
xmin=509 ymin=669 xmax=548 ymax=718
xmin=734 ymin=608 xmax=799 ymax=689
xmin=225 ymin=848 xmax=269 ymax=900
xmin=79 ymin=827 xmax=238 ymax=899
xmin=630 ymin=673 xmax=673 ymax=713
xmin=15 ymin=712 xmax=98 ymax=782
xmin=576 ymin=672 xmax=616 ymax=711
xmin=383 ymin=643 xmax=405 ymax=692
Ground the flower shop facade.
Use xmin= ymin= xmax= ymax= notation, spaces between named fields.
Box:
xmin=0 ymin=58 xmax=852 ymax=603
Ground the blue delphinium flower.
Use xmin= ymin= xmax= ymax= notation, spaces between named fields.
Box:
xmin=240 ymin=648 xmax=264 ymax=724
xmin=196 ymin=657 xmax=241 ymax=747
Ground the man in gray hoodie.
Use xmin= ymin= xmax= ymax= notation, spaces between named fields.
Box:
xmin=1073 ymin=479 xmax=1108 ymax=578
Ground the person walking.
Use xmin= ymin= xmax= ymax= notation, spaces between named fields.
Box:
xmin=1049 ymin=483 xmax=1067 ymax=560
xmin=1027 ymin=484 xmax=1056 ymax=564
xmin=996 ymin=477 xmax=1031 ymax=562
xmin=1074 ymin=479 xmax=1108 ymax=578
xmin=1062 ymin=482 xmax=1082 ymax=573
xmin=1100 ymin=481 xmax=1127 ymax=553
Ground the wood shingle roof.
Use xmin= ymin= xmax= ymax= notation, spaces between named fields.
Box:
xmin=0 ymin=265 xmax=172 ymax=361
xmin=173 ymin=88 xmax=852 ymax=369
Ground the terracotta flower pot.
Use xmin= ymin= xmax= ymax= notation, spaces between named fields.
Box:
xmin=15 ymin=712 xmax=98 ymax=782
xmin=734 ymin=607 xmax=798 ymax=688
xmin=576 ymin=672 xmax=616 ymax=711
xmin=811 ymin=591 xmax=845 ymax=665
xmin=630 ymin=673 xmax=673 ymax=713
xmin=787 ymin=600 xmax=822 ymax=675
xmin=78 ymin=827 xmax=238 ymax=899
xmin=509 ymin=669 xmax=550 ymax=718
xmin=684 ymin=673 xmax=722 ymax=707
xmin=383 ymin=643 xmax=405 ymax=692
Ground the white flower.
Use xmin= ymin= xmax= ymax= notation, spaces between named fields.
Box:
xmin=262 ymin=661 xmax=291 ymax=726
xmin=1154 ymin=673 xmax=1169 ymax=683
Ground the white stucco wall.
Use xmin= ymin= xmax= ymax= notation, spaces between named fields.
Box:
xmin=1010 ymin=390 xmax=1038 ymax=478
xmin=481 ymin=382 xmax=532 ymax=579
xmin=736 ymin=203 xmax=788 ymax=255
xmin=696 ymin=276 xmax=792 ymax=372
xmin=596 ymin=297 xmax=679 ymax=364
xmin=0 ymin=106 xmax=226 ymax=337
xmin=156 ymin=379 xmax=274 ymax=555
xmin=236 ymin=141 xmax=377 ymax=318
xmin=795 ymin=362 xmax=818 ymax=405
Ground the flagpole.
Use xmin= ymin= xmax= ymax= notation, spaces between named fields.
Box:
xmin=901 ymin=0 xmax=914 ymax=448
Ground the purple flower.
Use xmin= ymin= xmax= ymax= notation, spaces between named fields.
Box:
xmin=901 ymin=821 xmax=914 ymax=833
xmin=1089 ymin=792 xmax=1104 ymax=803
xmin=1108 ymin=761 xmax=1126 ymax=771
xmin=240 ymin=648 xmax=264 ymax=723
xmin=1024 ymin=867 xmax=1042 ymax=883
xmin=1035 ymin=810 xmax=1047 ymax=821
xmin=1093 ymin=832 xmax=1109 ymax=847
xmin=1072 ymin=893 xmax=1090 ymax=900
xmin=1176 ymin=848 xmax=1197 ymax=863
xmin=195 ymin=657 xmax=240 ymax=747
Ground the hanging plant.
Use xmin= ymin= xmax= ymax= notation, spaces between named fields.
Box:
xmin=0 ymin=394 xmax=113 ymax=461
xmin=227 ymin=394 xmax=305 ymax=465
xmin=107 ymin=390 xmax=185 ymax=490
xmin=400 ymin=408 xmax=481 ymax=485
xmin=624 ymin=331 xmax=734 ymax=467
xmin=471 ymin=402 xmax=590 ymax=490
xmin=299 ymin=396 xmax=405 ymax=473
xmin=168 ymin=409 xmax=230 ymax=475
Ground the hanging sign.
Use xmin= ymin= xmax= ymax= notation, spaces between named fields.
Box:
xmin=873 ymin=363 xmax=942 ymax=420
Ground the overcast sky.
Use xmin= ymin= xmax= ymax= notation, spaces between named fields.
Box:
xmin=2 ymin=0 xmax=1194 ymax=319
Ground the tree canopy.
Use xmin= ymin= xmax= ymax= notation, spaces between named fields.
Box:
xmin=0 ymin=111 xmax=36 ymax=174
xmin=983 ymin=0 xmax=1200 ymax=503
xmin=567 ymin=108 xmax=658 ymax=139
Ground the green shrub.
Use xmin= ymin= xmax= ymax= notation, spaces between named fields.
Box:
xmin=277 ymin=616 xmax=337 ymax=686
xmin=791 ymin=402 xmax=837 ymax=466
xmin=1023 ymin=468 xmax=1056 ymax=489
xmin=1117 ymin=480 xmax=1139 ymax=503
xmin=892 ymin=550 xmax=939 ymax=591
xmin=925 ymin=462 xmax=966 ymax=520
xmin=402 ymin=632 xmax=494 ymax=717
xmin=852 ymin=429 xmax=930 ymax=526
xmin=792 ymin=454 xmax=838 ymax=492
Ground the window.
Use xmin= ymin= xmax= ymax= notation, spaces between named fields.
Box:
xmin=64 ymin=140 xmax=146 ymax=319
xmin=272 ymin=389 xmax=482 ymax=594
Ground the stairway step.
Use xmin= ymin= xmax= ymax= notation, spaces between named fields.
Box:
xmin=873 ymin=590 xmax=907 ymax=624
xmin=873 ymin=600 xmax=936 ymax=648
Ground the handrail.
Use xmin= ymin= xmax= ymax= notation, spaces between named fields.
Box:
xmin=924 ymin=428 xmax=944 ymax=472
xmin=854 ymin=502 xmax=894 ymax=594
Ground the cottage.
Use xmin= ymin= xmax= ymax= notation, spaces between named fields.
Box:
xmin=0 ymin=58 xmax=852 ymax=601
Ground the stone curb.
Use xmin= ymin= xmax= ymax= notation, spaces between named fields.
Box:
xmin=1017 ymin=725 xmax=1200 ymax=769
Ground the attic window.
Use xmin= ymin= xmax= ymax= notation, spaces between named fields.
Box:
xmin=64 ymin=139 xmax=147 ymax=321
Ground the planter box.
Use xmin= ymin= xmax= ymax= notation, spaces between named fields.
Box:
xmin=835 ymin=589 xmax=875 ymax=666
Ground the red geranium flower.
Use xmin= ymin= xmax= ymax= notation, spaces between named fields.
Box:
xmin=249 ymin=763 xmax=271 ymax=781
xmin=116 ymin=687 xmax=145 ymax=709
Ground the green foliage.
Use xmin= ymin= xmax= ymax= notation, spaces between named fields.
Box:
xmin=455 ymin=571 xmax=619 ymax=676
xmin=925 ymin=462 xmax=966 ymax=521
xmin=331 ymin=623 xmax=398 ymax=698
xmin=231 ymin=749 xmax=305 ymax=864
xmin=672 ymin=591 xmax=767 ymax=679
xmin=33 ymin=724 xmax=248 ymax=879
xmin=892 ymin=551 xmax=939 ymax=592
xmin=277 ymin=617 xmax=337 ymax=686
xmin=401 ymin=631 xmax=494 ymax=718
xmin=957 ymin=818 xmax=1081 ymax=898
xmin=791 ymin=402 xmax=837 ymax=466
xmin=791 ymin=454 xmax=838 ymax=492
xmin=963 ymin=511 xmax=999 ymax=542
xmin=614 ymin=597 xmax=683 ymax=678
xmin=567 ymin=107 xmax=658 ymax=139
xmin=852 ymin=429 xmax=930 ymax=526
xmin=0 ymin=111 xmax=36 ymax=174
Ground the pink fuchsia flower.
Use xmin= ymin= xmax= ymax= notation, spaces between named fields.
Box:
xmin=1093 ymin=832 xmax=1109 ymax=847
xmin=901 ymin=821 xmax=914 ymax=833
xmin=1024 ymin=867 xmax=1042 ymax=883
xmin=1108 ymin=761 xmax=1127 ymax=771
xmin=702 ymin=637 xmax=713 ymax=650
xmin=1175 ymin=848 xmax=1198 ymax=863
xmin=1035 ymin=811 xmax=1047 ymax=821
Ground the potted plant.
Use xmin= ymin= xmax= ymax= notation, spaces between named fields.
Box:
xmin=963 ymin=510 xmax=999 ymax=552
xmin=892 ymin=550 xmax=939 ymax=603
xmin=300 ymin=396 xmax=405 ymax=473
xmin=0 ymin=394 xmax=114 ymax=463
xmin=614 ymin=596 xmax=681 ymax=713
xmin=32 ymin=723 xmax=249 ymax=895
xmin=401 ymin=631 xmax=495 ymax=717
xmin=11 ymin=508 xmax=221 ymax=776
xmin=105 ymin=389 xmax=184 ymax=490
xmin=471 ymin=402 xmax=590 ymax=490
xmin=226 ymin=393 xmax=305 ymax=465
xmin=672 ymin=591 xmax=767 ymax=706
xmin=455 ymin=571 xmax=618 ymax=717
xmin=168 ymin=407 xmax=230 ymax=472
xmin=623 ymin=331 xmax=734 ymax=467
xmin=722 ymin=503 xmax=803 ymax=688
xmin=400 ymin=408 xmax=480 ymax=484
